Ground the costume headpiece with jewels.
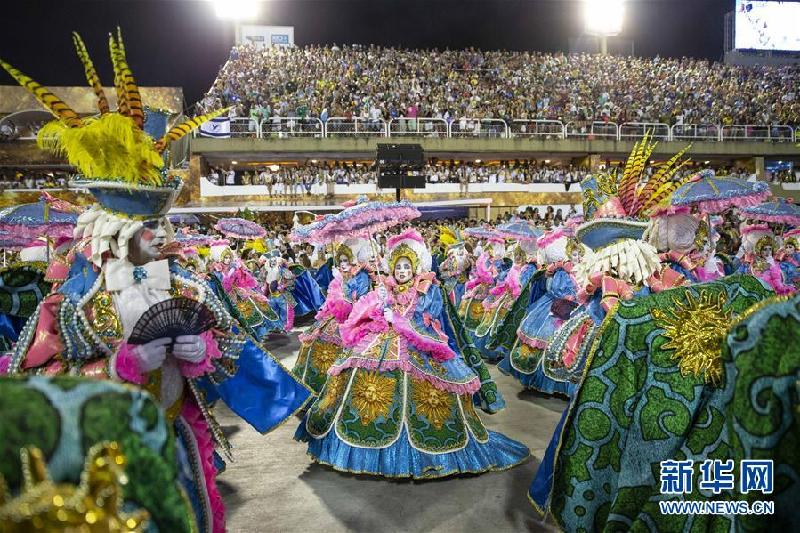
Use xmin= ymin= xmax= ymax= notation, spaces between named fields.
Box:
xmin=577 ymin=132 xmax=692 ymax=251
xmin=576 ymin=132 xmax=692 ymax=284
xmin=336 ymin=237 xmax=372 ymax=265
xmin=387 ymin=229 xmax=432 ymax=275
xmin=1 ymin=30 xmax=228 ymax=264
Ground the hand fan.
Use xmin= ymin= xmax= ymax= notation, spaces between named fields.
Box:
xmin=127 ymin=297 xmax=216 ymax=345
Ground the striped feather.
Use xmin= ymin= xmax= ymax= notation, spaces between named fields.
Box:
xmin=619 ymin=132 xmax=654 ymax=214
xmin=637 ymin=143 xmax=692 ymax=209
xmin=639 ymin=180 xmax=684 ymax=216
xmin=0 ymin=60 xmax=81 ymax=127
xmin=107 ymin=34 xmax=129 ymax=117
xmin=72 ymin=32 xmax=110 ymax=115
xmin=154 ymin=107 xmax=231 ymax=152
xmin=114 ymin=28 xmax=144 ymax=129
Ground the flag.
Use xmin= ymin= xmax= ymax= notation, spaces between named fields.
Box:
xmin=199 ymin=117 xmax=231 ymax=138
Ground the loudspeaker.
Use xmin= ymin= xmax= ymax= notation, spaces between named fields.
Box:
xmin=376 ymin=144 xmax=424 ymax=169
xmin=378 ymin=174 xmax=426 ymax=189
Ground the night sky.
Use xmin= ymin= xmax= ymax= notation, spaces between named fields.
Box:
xmin=3 ymin=0 xmax=734 ymax=109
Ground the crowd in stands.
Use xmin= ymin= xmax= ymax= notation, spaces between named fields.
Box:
xmin=204 ymin=160 xmax=758 ymax=193
xmin=0 ymin=170 xmax=71 ymax=191
xmin=198 ymin=44 xmax=800 ymax=127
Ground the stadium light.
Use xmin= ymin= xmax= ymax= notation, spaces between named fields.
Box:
xmin=212 ymin=0 xmax=260 ymax=21
xmin=584 ymin=0 xmax=625 ymax=36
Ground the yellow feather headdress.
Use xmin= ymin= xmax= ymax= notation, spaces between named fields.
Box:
xmin=0 ymin=28 xmax=228 ymax=187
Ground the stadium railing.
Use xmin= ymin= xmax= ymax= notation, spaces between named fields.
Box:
xmin=450 ymin=118 xmax=509 ymax=138
xmin=388 ymin=117 xmax=449 ymax=137
xmin=260 ymin=117 xmax=324 ymax=138
xmin=619 ymin=122 xmax=671 ymax=141
xmin=325 ymin=117 xmax=388 ymax=137
xmin=191 ymin=117 xmax=797 ymax=143
xmin=672 ymin=124 xmax=720 ymax=142
xmin=510 ymin=119 xmax=565 ymax=139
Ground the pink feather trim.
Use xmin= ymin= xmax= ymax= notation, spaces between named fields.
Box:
xmin=391 ymin=313 xmax=456 ymax=362
xmin=115 ymin=344 xmax=148 ymax=385
xmin=340 ymin=291 xmax=389 ymax=347
xmin=741 ymin=224 xmax=771 ymax=236
xmin=698 ymin=191 xmax=771 ymax=214
xmin=387 ymin=228 xmax=425 ymax=248
xmin=465 ymin=253 xmax=495 ymax=291
xmin=180 ymin=401 xmax=226 ymax=533
xmin=329 ymin=358 xmax=480 ymax=394
xmin=489 ymin=265 xmax=521 ymax=298
xmin=537 ymin=229 xmax=568 ymax=249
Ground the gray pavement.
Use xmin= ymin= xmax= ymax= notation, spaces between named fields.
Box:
xmin=216 ymin=328 xmax=564 ymax=533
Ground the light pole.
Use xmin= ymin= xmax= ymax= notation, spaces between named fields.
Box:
xmin=584 ymin=0 xmax=625 ymax=55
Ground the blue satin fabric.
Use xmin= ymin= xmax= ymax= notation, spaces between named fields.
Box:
xmin=197 ymin=337 xmax=311 ymax=433
xmin=296 ymin=424 xmax=529 ymax=478
xmin=292 ymin=270 xmax=325 ymax=316
xmin=58 ymin=252 xmax=100 ymax=304
xmin=343 ymin=269 xmax=371 ymax=300
xmin=313 ymin=260 xmax=334 ymax=293
xmin=0 ymin=313 xmax=23 ymax=343
xmin=529 ymin=402 xmax=571 ymax=510
xmin=497 ymin=357 xmax=572 ymax=396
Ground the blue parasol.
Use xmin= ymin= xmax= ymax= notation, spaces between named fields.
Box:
xmin=495 ymin=217 xmax=544 ymax=241
xmin=670 ymin=170 xmax=771 ymax=214
xmin=740 ymin=198 xmax=800 ymax=225
xmin=168 ymin=213 xmax=200 ymax=226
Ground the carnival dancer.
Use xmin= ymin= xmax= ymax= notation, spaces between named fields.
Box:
xmin=459 ymin=235 xmax=507 ymax=350
xmin=777 ymin=229 xmax=800 ymax=287
xmin=497 ymin=230 xmax=580 ymax=395
xmin=529 ymin=137 xmax=692 ymax=514
xmin=742 ymin=231 xmax=795 ymax=295
xmin=438 ymin=229 xmax=473 ymax=308
xmin=209 ymin=243 xmax=282 ymax=339
xmin=293 ymin=237 xmax=373 ymax=393
xmin=296 ymin=229 xmax=529 ymax=478
xmin=472 ymin=243 xmax=538 ymax=361
xmin=262 ymin=250 xmax=299 ymax=332
xmin=644 ymin=207 xmax=723 ymax=283
xmin=0 ymin=32 xmax=311 ymax=532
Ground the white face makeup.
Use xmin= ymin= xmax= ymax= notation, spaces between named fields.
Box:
xmin=393 ymin=257 xmax=413 ymax=283
xmin=571 ymin=250 xmax=582 ymax=263
xmin=761 ymin=246 xmax=773 ymax=259
xmin=786 ymin=245 xmax=796 ymax=255
xmin=338 ymin=255 xmax=351 ymax=271
xmin=129 ymin=218 xmax=168 ymax=265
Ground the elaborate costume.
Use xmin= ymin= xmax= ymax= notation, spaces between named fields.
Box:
xmin=0 ymin=32 xmax=310 ymax=533
xmin=293 ymin=238 xmax=373 ymax=393
xmin=296 ymin=229 xmax=528 ymax=478
xmin=498 ymin=231 xmax=579 ymax=395
xmin=209 ymin=244 xmax=283 ymax=338
xmin=437 ymin=229 xmax=472 ymax=308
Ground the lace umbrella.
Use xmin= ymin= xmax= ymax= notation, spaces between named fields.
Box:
xmin=0 ymin=198 xmax=79 ymax=241
xmin=213 ymin=217 xmax=266 ymax=239
xmin=494 ymin=218 xmax=544 ymax=241
xmin=464 ymin=226 xmax=501 ymax=241
xmin=739 ymin=198 xmax=800 ymax=226
xmin=292 ymin=198 xmax=421 ymax=245
xmin=670 ymin=170 xmax=771 ymax=214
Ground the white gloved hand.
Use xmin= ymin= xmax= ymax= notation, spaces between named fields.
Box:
xmin=377 ymin=284 xmax=388 ymax=303
xmin=132 ymin=338 xmax=171 ymax=372
xmin=383 ymin=308 xmax=394 ymax=324
xmin=173 ymin=335 xmax=207 ymax=363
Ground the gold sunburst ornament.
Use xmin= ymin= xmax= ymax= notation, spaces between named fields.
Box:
xmin=652 ymin=290 xmax=731 ymax=386
xmin=351 ymin=371 xmax=396 ymax=424
xmin=411 ymin=379 xmax=453 ymax=430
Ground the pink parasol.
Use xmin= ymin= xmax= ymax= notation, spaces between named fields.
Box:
xmin=292 ymin=198 xmax=421 ymax=245
xmin=213 ymin=218 xmax=267 ymax=239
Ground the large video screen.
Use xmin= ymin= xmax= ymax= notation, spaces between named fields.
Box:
xmin=735 ymin=1 xmax=800 ymax=51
